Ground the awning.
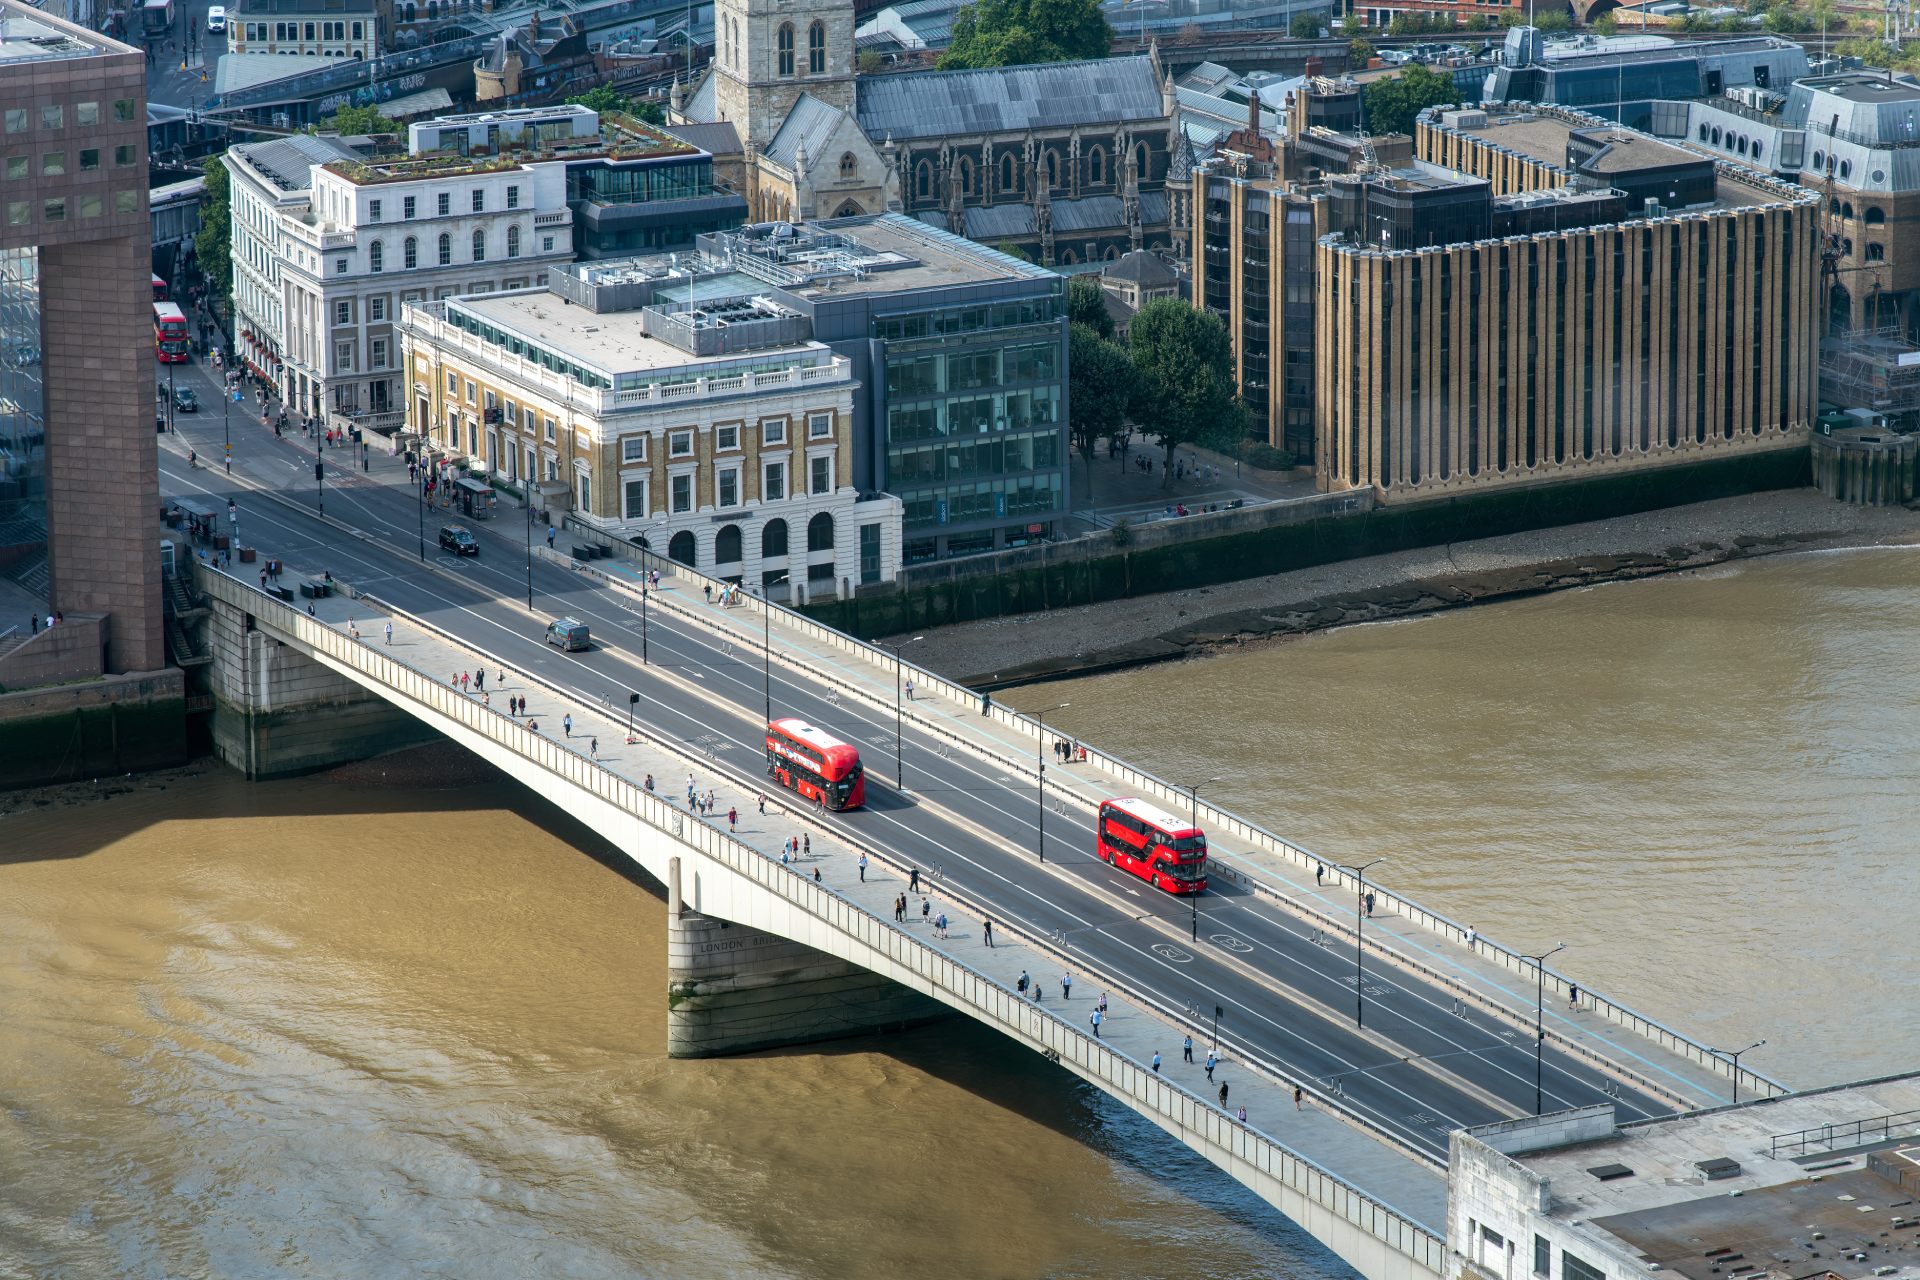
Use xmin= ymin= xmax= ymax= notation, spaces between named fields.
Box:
xmin=380 ymin=87 xmax=453 ymax=119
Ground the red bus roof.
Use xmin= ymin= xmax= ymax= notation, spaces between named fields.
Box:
xmin=768 ymin=717 xmax=860 ymax=771
xmin=1103 ymin=796 xmax=1200 ymax=838
xmin=153 ymin=301 xmax=186 ymax=323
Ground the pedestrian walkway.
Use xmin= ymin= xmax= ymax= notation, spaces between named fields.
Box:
xmin=197 ymin=540 xmax=1448 ymax=1231
xmin=584 ymin=555 xmax=1748 ymax=1110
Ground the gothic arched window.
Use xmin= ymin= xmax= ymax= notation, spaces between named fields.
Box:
xmin=1089 ymin=146 xmax=1106 ymax=185
xmin=777 ymin=23 xmax=794 ymax=77
xmin=957 ymin=156 xmax=974 ymax=196
xmin=1000 ymin=152 xmax=1016 ymax=192
xmin=1135 ymin=142 xmax=1149 ymax=180
xmin=915 ymin=159 xmax=931 ymax=201
xmin=839 ymin=150 xmax=857 ymax=179
xmin=808 ymin=20 xmax=825 ymax=75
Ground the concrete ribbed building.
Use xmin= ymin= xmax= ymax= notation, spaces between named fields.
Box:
xmin=1316 ymin=104 xmax=1821 ymax=503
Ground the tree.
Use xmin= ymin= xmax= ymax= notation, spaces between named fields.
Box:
xmin=1126 ymin=300 xmax=1244 ymax=485
xmin=1289 ymin=12 xmax=1325 ymax=37
xmin=194 ymin=154 xmax=233 ymax=320
xmin=1068 ymin=322 xmax=1133 ymax=459
xmin=1362 ymin=64 xmax=1459 ymax=136
xmin=938 ymin=0 xmax=1112 ymax=70
xmin=1592 ymin=12 xmax=1618 ymax=34
xmin=1065 ymin=275 xmax=1114 ymax=340
xmin=565 ymin=84 xmax=664 ymax=124
xmin=316 ymin=104 xmax=399 ymax=135
xmin=994 ymin=240 xmax=1033 ymax=262
xmin=1348 ymin=37 xmax=1376 ymax=67
xmin=1531 ymin=9 xmax=1572 ymax=30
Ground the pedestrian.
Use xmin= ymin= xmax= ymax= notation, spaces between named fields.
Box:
xmin=589 ymin=736 xmax=597 ymax=757
xmin=782 ymin=847 xmax=791 ymax=867
xmin=703 ymin=583 xmax=712 ymax=604
xmin=1293 ymin=1084 xmax=1304 ymax=1110
xmin=917 ymin=897 xmax=929 ymax=925
xmin=1061 ymin=972 xmax=1073 ymax=1000
xmin=857 ymin=853 xmax=868 ymax=881
xmin=645 ymin=773 xmax=654 ymax=792
xmin=1183 ymin=1035 xmax=1194 ymax=1063
xmin=460 ymin=672 xmax=469 ymax=691
xmin=1568 ymin=983 xmax=1581 ymax=1011
xmin=909 ymin=867 xmax=920 ymax=893
xmin=260 ymin=569 xmax=268 ymax=589
xmin=1032 ymin=982 xmax=1044 ymax=1001
xmin=904 ymin=677 xmax=914 ymax=701
xmin=757 ymin=793 xmax=767 ymax=816
xmin=384 ymin=621 xmax=393 ymax=644
xmin=1205 ymin=1051 xmax=1216 ymax=1081
xmin=894 ymin=895 xmax=906 ymax=922
xmin=935 ymin=913 xmax=947 ymax=938
xmin=1365 ymin=891 xmax=1376 ymax=917
xmin=1219 ymin=1081 xmax=1229 ymax=1108
xmin=1098 ymin=991 xmax=1108 ymax=1014
xmin=803 ymin=834 xmax=811 ymax=857
xmin=475 ymin=668 xmax=485 ymax=690
xmin=546 ymin=525 xmax=555 ymax=549
xmin=1017 ymin=970 xmax=1029 ymax=995
xmin=1151 ymin=1051 xmax=1161 ymax=1074
xmin=1464 ymin=925 xmax=1477 ymax=948
xmin=812 ymin=866 xmax=821 ymax=883
xmin=1237 ymin=1105 xmax=1247 ymax=1126
xmin=728 ymin=807 xmax=738 ymax=833
xmin=562 ymin=713 xmax=573 ymax=737
xmin=982 ymin=917 xmax=993 ymax=947
xmin=1089 ymin=1009 xmax=1102 ymax=1038
xmin=1315 ymin=862 xmax=1325 ymax=885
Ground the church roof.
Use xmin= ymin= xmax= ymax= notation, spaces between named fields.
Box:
xmin=1167 ymin=131 xmax=1197 ymax=182
xmin=662 ymin=120 xmax=742 ymax=158
xmin=683 ymin=71 xmax=717 ymax=123
xmin=764 ymin=93 xmax=849 ymax=170
xmin=1102 ymin=249 xmax=1178 ymax=286
xmin=855 ymin=55 xmax=1165 ymax=143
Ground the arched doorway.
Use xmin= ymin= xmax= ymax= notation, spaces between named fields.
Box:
xmin=807 ymin=512 xmax=835 ymax=552
xmin=715 ymin=523 xmax=742 ymax=565
xmin=669 ymin=530 xmax=697 ymax=566
xmin=761 ymin=517 xmax=788 ymax=559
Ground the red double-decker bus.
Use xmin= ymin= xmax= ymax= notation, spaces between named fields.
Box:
xmin=1097 ymin=796 xmax=1208 ymax=895
xmin=766 ymin=717 xmax=865 ymax=811
xmin=153 ymin=301 xmax=189 ymax=363
xmin=152 ymin=273 xmax=168 ymax=302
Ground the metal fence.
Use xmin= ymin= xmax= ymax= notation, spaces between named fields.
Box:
xmin=195 ymin=562 xmax=1448 ymax=1270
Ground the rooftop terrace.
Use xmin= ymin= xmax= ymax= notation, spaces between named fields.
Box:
xmin=0 ymin=0 xmax=132 ymax=63
xmin=323 ymin=112 xmax=693 ymax=185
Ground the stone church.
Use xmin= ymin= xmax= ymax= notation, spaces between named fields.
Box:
xmin=669 ymin=0 xmax=1178 ymax=265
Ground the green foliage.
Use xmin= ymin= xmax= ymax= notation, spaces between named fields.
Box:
xmin=1065 ymin=276 xmax=1115 ymax=340
xmin=1242 ymin=443 xmax=1296 ymax=471
xmin=1109 ymin=517 xmax=1132 ymax=548
xmin=1531 ymin=9 xmax=1572 ymax=30
xmin=1387 ymin=11 xmax=1458 ymax=34
xmin=1348 ymin=36 xmax=1376 ymax=66
xmin=1289 ymin=12 xmax=1325 ymax=37
xmin=1591 ymin=12 xmax=1618 ymax=34
xmin=565 ymin=84 xmax=665 ymax=123
xmin=1362 ymin=64 xmax=1459 ymax=137
xmin=938 ymin=0 xmax=1112 ymax=69
xmin=994 ymin=240 xmax=1033 ymax=262
xmin=1462 ymin=15 xmax=1493 ymax=31
xmin=315 ymin=104 xmax=399 ymax=135
xmin=194 ymin=154 xmax=232 ymax=318
xmin=1126 ymin=300 xmax=1244 ymax=482
xmin=857 ymin=48 xmax=884 ymax=73
xmin=1068 ymin=321 xmax=1134 ymax=459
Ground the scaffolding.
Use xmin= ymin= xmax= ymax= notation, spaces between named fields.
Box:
xmin=1819 ymin=323 xmax=1920 ymax=430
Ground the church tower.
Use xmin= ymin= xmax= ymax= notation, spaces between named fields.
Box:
xmin=710 ymin=0 xmax=857 ymax=153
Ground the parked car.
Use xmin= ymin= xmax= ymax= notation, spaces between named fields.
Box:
xmin=438 ymin=524 xmax=478 ymax=556
xmin=206 ymin=5 xmax=225 ymax=31
xmin=544 ymin=617 xmax=590 ymax=651
xmin=173 ymin=386 xmax=197 ymax=412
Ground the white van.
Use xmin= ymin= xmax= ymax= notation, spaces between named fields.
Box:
xmin=206 ymin=6 xmax=226 ymax=31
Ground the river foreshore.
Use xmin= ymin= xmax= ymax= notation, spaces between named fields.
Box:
xmin=896 ymin=488 xmax=1920 ymax=688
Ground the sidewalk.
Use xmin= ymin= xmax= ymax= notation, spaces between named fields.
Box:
xmin=202 ymin=543 xmax=1448 ymax=1231
xmin=592 ymin=561 xmax=1747 ymax=1110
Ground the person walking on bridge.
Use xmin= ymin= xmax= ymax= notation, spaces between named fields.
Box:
xmin=1060 ymin=972 xmax=1073 ymax=1000
xmin=920 ymin=898 xmax=931 ymax=926
xmin=1151 ymin=1051 xmax=1161 ymax=1074
xmin=1017 ymin=969 xmax=1029 ymax=995
xmin=981 ymin=917 xmax=993 ymax=947
xmin=1205 ymin=1050 xmax=1216 ymax=1081
xmin=562 ymin=713 xmax=572 ymax=737
xmin=1183 ymin=1035 xmax=1194 ymax=1063
xmin=908 ymin=867 xmax=920 ymax=893
xmin=1218 ymin=1081 xmax=1229 ymax=1108
xmin=1089 ymin=1009 xmax=1102 ymax=1038
xmin=384 ymin=621 xmax=392 ymax=645
xmin=728 ymin=807 xmax=738 ymax=833
xmin=858 ymin=853 xmax=868 ymax=882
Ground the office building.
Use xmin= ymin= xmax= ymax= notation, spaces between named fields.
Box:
xmin=0 ymin=0 xmax=162 ymax=677
xmin=400 ymin=272 xmax=902 ymax=598
xmin=1482 ymin=27 xmax=1808 ymax=132
xmin=223 ymin=104 xmax=742 ymax=433
xmin=226 ymin=0 xmax=382 ymax=58
xmin=1317 ymin=104 xmax=1819 ymax=503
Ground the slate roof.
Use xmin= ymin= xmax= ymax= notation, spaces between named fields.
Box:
xmin=856 ymin=55 xmax=1165 ymax=143
xmin=1167 ymin=131 xmax=1197 ymax=182
xmin=662 ymin=120 xmax=742 ymax=157
xmin=765 ymin=93 xmax=848 ymax=170
xmin=213 ymin=51 xmax=339 ymax=96
xmin=1102 ymin=249 xmax=1178 ymax=285
xmin=233 ymin=133 xmax=361 ymax=193
xmin=1051 ymin=194 xmax=1124 ymax=233
xmin=682 ymin=71 xmax=717 ymax=122
xmin=962 ymin=203 xmax=1033 ymax=240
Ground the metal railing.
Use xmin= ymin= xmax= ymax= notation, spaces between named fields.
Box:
xmin=561 ymin=532 xmax=1790 ymax=1107
xmin=193 ymin=561 xmax=1447 ymax=1269
xmin=1770 ymin=1107 xmax=1920 ymax=1159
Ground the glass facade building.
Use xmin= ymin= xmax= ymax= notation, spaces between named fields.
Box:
xmin=0 ymin=248 xmax=44 ymax=582
xmin=569 ymin=153 xmax=749 ymax=258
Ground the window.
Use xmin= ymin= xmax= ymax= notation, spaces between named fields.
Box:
xmin=543 ymin=236 xmax=555 ymax=252
xmin=405 ymin=236 xmax=418 ymax=269
xmin=762 ymin=518 xmax=788 ymax=558
xmin=5 ymin=202 xmax=25 ymax=226
xmin=115 ymin=189 xmax=138 ymax=215
xmin=79 ymin=100 xmax=101 ymax=125
xmin=370 ymin=296 xmax=387 ymax=321
xmin=859 ymin=522 xmax=881 ymax=584
xmin=335 ymin=300 xmax=351 ymax=325
xmin=1866 ymin=207 xmax=1887 ymax=225
xmin=40 ymin=105 xmax=62 ymax=131
xmin=808 ymin=20 xmax=826 ymax=74
xmin=1868 ymin=242 xmax=1886 ymax=261
xmin=808 ymin=411 xmax=833 ymax=439
xmin=438 ymin=233 xmax=452 ymax=265
xmin=464 ymin=379 xmax=477 ymax=404
xmin=2 ymin=109 xmax=22 ymax=134
xmin=78 ymin=194 xmax=101 ymax=219
xmin=669 ymin=530 xmax=696 ymax=565
xmin=1534 ymin=1236 xmax=1551 ymax=1277
xmin=716 ymin=423 xmax=740 ymax=451
xmin=114 ymin=97 xmax=137 ymax=122
xmin=471 ymin=189 xmax=485 ymax=213
xmin=839 ymin=151 xmax=857 ymax=179
xmin=778 ymin=22 xmax=795 ymax=76
xmin=718 ymin=467 xmax=739 ymax=508
xmin=810 ymin=455 xmax=832 ymax=495
xmin=669 ymin=429 xmax=694 ymax=457
xmin=336 ymin=342 xmax=354 ymax=372
xmin=763 ymin=460 xmax=786 ymax=501
xmin=671 ymin=472 xmax=693 ymax=513
xmin=762 ymin=417 xmax=787 ymax=446
xmin=624 ymin=478 xmax=648 ymax=519
xmin=40 ymin=152 xmax=64 ymax=177
xmin=577 ymin=471 xmax=591 ymax=515
xmin=369 ymin=240 xmax=384 ymax=272
xmin=915 ymin=160 xmax=931 ymax=200
xmin=335 ymin=258 xmax=348 ymax=275
xmin=472 ymin=229 xmax=485 ymax=261
xmin=446 ymin=371 xmax=458 ymax=393
xmin=506 ymin=185 xmax=519 ymax=209
xmin=1089 ymin=146 xmax=1105 ymax=185
xmin=543 ymin=416 xmax=556 ymax=442
xmin=79 ymin=148 xmax=98 ymax=171
xmin=114 ymin=144 xmax=135 ymax=167
xmin=1001 ymin=152 xmax=1017 ymax=192
xmin=621 ymin=435 xmax=647 ymax=463
xmin=437 ymin=192 xmax=451 ymax=216
xmin=1562 ymin=1252 xmax=1604 ymax=1280
xmin=2 ymin=157 xmax=20 ymax=180
xmin=404 ymin=195 xmax=417 ymax=219
xmin=352 ymin=20 xmax=363 ymax=39
xmin=506 ymin=225 xmax=520 ymax=258
xmin=807 ymin=511 xmax=834 ymax=550
xmin=368 ymin=198 xmax=383 ymax=222
xmin=371 ymin=337 xmax=389 ymax=368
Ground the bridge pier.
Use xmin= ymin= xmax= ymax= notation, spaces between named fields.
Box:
xmin=665 ymin=857 xmax=947 ymax=1058
xmin=204 ymin=594 xmax=439 ymax=779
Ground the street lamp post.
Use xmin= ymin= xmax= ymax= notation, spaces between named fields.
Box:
xmin=1177 ymin=776 xmax=1221 ymax=940
xmin=1522 ymin=941 xmax=1569 ymax=1115
xmin=1342 ymin=857 xmax=1388 ymax=1029
xmin=525 ymin=485 xmax=534 ymax=611
xmin=881 ymin=636 xmax=925 ymax=790
xmin=760 ymin=584 xmax=775 ymax=727
xmin=166 ymin=361 xmax=176 ymax=436
xmin=417 ymin=464 xmax=426 ymax=561
xmin=1033 ymin=703 xmax=1070 ymax=863
xmin=1711 ymin=1039 xmax=1766 ymax=1104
